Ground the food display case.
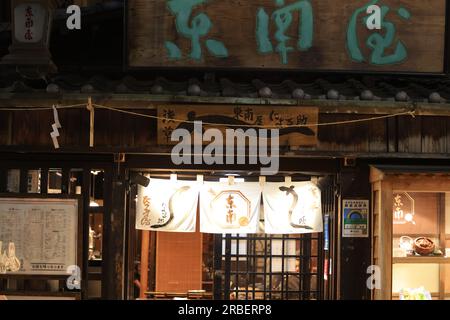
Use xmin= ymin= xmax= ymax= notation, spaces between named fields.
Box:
xmin=371 ymin=166 xmax=450 ymax=300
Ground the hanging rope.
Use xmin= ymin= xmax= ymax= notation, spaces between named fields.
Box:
xmin=94 ymin=104 xmax=416 ymax=128
xmin=0 ymin=102 xmax=416 ymax=129
xmin=0 ymin=103 xmax=87 ymax=111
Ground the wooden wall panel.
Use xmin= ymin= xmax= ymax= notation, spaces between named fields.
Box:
xmin=387 ymin=117 xmax=398 ymax=153
xmin=3 ymin=110 xmax=450 ymax=157
xmin=79 ymin=107 xmax=90 ymax=148
xmin=132 ymin=109 xmax=157 ymax=147
xmin=421 ymin=117 xmax=447 ymax=154
xmin=121 ymin=112 xmax=135 ymax=147
xmin=109 ymin=110 xmax=123 ymax=147
xmin=60 ymin=109 xmax=82 ymax=147
xmin=317 ymin=114 xmax=369 ymax=152
xmin=445 ymin=118 xmax=450 ymax=154
xmin=94 ymin=109 xmax=111 ymax=147
xmin=397 ymin=116 xmax=422 ymax=153
xmin=12 ymin=111 xmax=39 ymax=145
xmin=368 ymin=118 xmax=387 ymax=153
xmin=36 ymin=110 xmax=53 ymax=148
xmin=0 ymin=111 xmax=10 ymax=145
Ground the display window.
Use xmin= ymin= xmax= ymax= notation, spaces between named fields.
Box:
xmin=371 ymin=166 xmax=450 ymax=300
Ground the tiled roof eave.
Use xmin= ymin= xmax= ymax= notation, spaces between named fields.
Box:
xmin=1 ymin=92 xmax=450 ymax=116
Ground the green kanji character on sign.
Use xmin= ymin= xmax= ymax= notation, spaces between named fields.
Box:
xmin=347 ymin=0 xmax=411 ymax=65
xmin=165 ymin=0 xmax=228 ymax=61
xmin=256 ymin=0 xmax=313 ymax=65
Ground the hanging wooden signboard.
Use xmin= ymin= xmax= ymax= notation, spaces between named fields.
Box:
xmin=128 ymin=0 xmax=446 ymax=73
xmin=156 ymin=105 xmax=318 ymax=147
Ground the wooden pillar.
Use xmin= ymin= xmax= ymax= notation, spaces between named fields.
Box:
xmin=19 ymin=168 xmax=28 ymax=193
xmin=102 ymin=164 xmax=126 ymax=300
xmin=139 ymin=231 xmax=150 ymax=299
xmin=338 ymin=161 xmax=372 ymax=300
xmin=81 ymin=167 xmax=91 ymax=299
xmin=0 ymin=110 xmax=11 ymax=146
xmin=370 ymin=166 xmax=393 ymax=300
xmin=213 ymin=234 xmax=223 ymax=300
xmin=0 ymin=169 xmax=7 ymax=193
xmin=438 ymin=194 xmax=446 ymax=300
xmin=0 ymin=0 xmax=11 ymax=22
xmin=378 ymin=180 xmax=393 ymax=300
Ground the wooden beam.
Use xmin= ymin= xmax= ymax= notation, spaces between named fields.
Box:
xmin=439 ymin=194 xmax=446 ymax=300
xmin=139 ymin=231 xmax=150 ymax=300
xmin=0 ymin=169 xmax=6 ymax=193
xmin=0 ymin=291 xmax=81 ymax=299
xmin=370 ymin=166 xmax=385 ymax=183
xmin=392 ymin=179 xmax=450 ymax=192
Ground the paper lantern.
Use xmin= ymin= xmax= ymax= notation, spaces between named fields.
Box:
xmin=1 ymin=0 xmax=57 ymax=77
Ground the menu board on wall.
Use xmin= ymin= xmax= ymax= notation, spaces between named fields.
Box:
xmin=0 ymin=197 xmax=79 ymax=275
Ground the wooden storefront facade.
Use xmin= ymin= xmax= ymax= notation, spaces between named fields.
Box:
xmin=1 ymin=0 xmax=450 ymax=300
xmin=2 ymin=93 xmax=450 ymax=299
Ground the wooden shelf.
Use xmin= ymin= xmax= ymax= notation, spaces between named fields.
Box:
xmin=0 ymin=290 xmax=81 ymax=299
xmin=145 ymin=291 xmax=213 ymax=300
xmin=393 ymin=256 xmax=450 ymax=264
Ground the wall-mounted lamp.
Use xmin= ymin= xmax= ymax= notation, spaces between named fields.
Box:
xmin=129 ymin=172 xmax=150 ymax=188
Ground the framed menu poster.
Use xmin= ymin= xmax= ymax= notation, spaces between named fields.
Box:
xmin=0 ymin=195 xmax=82 ymax=276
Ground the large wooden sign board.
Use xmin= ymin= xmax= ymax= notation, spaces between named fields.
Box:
xmin=0 ymin=196 xmax=80 ymax=276
xmin=157 ymin=105 xmax=318 ymax=147
xmin=128 ymin=0 xmax=446 ymax=73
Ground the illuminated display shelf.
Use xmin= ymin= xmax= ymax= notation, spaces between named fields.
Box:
xmin=371 ymin=166 xmax=450 ymax=300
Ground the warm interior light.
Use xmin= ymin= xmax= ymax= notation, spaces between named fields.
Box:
xmin=220 ymin=178 xmax=245 ymax=183
xmin=90 ymin=200 xmax=99 ymax=207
